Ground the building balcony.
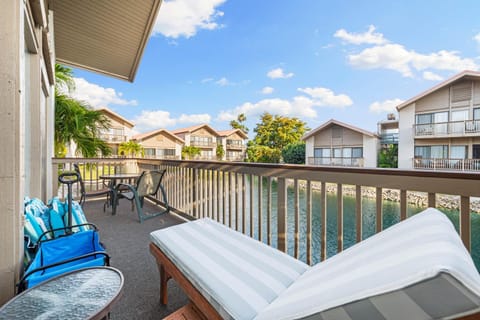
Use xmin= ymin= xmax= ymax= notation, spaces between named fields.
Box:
xmin=307 ymin=157 xmax=364 ymax=167
xmin=412 ymin=157 xmax=480 ymax=171
xmin=414 ymin=120 xmax=480 ymax=138
xmin=100 ymin=133 xmax=128 ymax=143
xmin=226 ymin=142 xmax=244 ymax=150
xmin=190 ymin=140 xmax=216 ymax=148
xmin=379 ymin=133 xmax=398 ymax=144
xmin=51 ymin=157 xmax=480 ymax=318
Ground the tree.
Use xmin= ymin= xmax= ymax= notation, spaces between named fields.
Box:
xmin=216 ymin=144 xmax=225 ymax=160
xmin=282 ymin=142 xmax=305 ymax=164
xmin=118 ymin=140 xmax=144 ymax=158
xmin=378 ymin=144 xmax=398 ymax=168
xmin=246 ymin=143 xmax=282 ymax=163
xmin=182 ymin=146 xmax=201 ymax=160
xmin=54 ymin=64 xmax=112 ymax=157
xmin=230 ymin=113 xmax=249 ymax=134
xmin=246 ymin=113 xmax=308 ymax=163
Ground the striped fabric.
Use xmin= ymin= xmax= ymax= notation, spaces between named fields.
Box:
xmin=150 ymin=218 xmax=308 ymax=320
xmin=255 ymin=208 xmax=480 ymax=320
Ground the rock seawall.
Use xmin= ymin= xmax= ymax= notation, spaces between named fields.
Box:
xmin=302 ymin=182 xmax=480 ymax=213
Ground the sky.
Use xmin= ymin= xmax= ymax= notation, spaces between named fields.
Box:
xmin=70 ymin=0 xmax=480 ymax=137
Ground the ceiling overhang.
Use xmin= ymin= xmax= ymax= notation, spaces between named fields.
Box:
xmin=50 ymin=0 xmax=162 ymax=82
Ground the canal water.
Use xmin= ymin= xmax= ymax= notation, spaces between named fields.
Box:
xmin=243 ymin=180 xmax=480 ymax=270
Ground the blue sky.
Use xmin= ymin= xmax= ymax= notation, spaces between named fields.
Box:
xmin=71 ymin=0 xmax=480 ymax=136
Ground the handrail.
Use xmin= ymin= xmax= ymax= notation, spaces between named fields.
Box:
xmin=52 ymin=157 xmax=480 ymax=265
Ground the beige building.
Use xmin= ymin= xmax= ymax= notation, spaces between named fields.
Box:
xmin=397 ymin=70 xmax=480 ymax=171
xmin=303 ymin=119 xmax=379 ymax=167
xmin=173 ymin=124 xmax=219 ymax=160
xmin=217 ymin=129 xmax=248 ymax=161
xmin=0 ymin=0 xmax=161 ymax=302
xmin=133 ymin=129 xmax=184 ymax=160
xmin=99 ymin=108 xmax=135 ymax=155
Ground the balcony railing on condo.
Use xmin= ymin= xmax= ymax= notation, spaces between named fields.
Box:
xmin=190 ymin=140 xmax=216 ymax=147
xmin=144 ymin=155 xmax=180 ymax=160
xmin=307 ymin=157 xmax=364 ymax=167
xmin=412 ymin=158 xmax=480 ymax=171
xmin=414 ymin=120 xmax=480 ymax=137
xmin=53 ymin=157 xmax=479 ymax=266
xmin=379 ymin=133 xmax=398 ymax=144
xmin=99 ymin=133 xmax=127 ymax=143
xmin=226 ymin=141 xmax=244 ymax=149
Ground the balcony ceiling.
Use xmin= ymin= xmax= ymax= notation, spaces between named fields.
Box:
xmin=50 ymin=0 xmax=162 ymax=82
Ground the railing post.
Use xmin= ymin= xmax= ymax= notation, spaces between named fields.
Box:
xmin=460 ymin=196 xmax=471 ymax=251
xmin=193 ymin=168 xmax=198 ymax=219
xmin=277 ymin=177 xmax=287 ymax=253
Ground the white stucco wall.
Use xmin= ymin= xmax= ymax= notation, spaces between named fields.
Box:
xmin=363 ymin=135 xmax=379 ymax=167
xmin=305 ymin=137 xmax=314 ymax=163
xmin=398 ymin=103 xmax=415 ymax=169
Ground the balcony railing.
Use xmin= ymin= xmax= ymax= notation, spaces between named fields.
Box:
xmin=190 ymin=140 xmax=216 ymax=147
xmin=226 ymin=143 xmax=244 ymax=150
xmin=144 ymin=155 xmax=180 ymax=160
xmin=412 ymin=158 xmax=480 ymax=171
xmin=379 ymin=133 xmax=398 ymax=144
xmin=414 ymin=120 xmax=480 ymax=138
xmin=307 ymin=157 xmax=364 ymax=167
xmin=100 ymin=133 xmax=127 ymax=143
xmin=52 ymin=157 xmax=480 ymax=265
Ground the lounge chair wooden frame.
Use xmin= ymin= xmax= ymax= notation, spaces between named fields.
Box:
xmin=150 ymin=239 xmax=480 ymax=320
xmin=149 ymin=243 xmax=222 ymax=320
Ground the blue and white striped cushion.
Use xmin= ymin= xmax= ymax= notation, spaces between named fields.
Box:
xmin=255 ymin=208 xmax=480 ymax=320
xmin=150 ymin=218 xmax=308 ymax=320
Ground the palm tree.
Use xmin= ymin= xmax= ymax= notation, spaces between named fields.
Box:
xmin=118 ymin=140 xmax=144 ymax=157
xmin=54 ymin=64 xmax=112 ymax=157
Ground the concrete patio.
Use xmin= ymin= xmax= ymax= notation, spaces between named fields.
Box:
xmin=82 ymin=199 xmax=188 ymax=319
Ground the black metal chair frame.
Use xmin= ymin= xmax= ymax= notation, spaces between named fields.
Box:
xmin=112 ymin=170 xmax=169 ymax=223
xmin=73 ymin=164 xmax=111 ymax=211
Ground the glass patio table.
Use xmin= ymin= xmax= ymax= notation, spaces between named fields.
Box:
xmin=0 ymin=267 xmax=124 ymax=320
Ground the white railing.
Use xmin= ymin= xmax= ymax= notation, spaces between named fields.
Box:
xmin=412 ymin=158 xmax=480 ymax=171
xmin=414 ymin=120 xmax=480 ymax=137
xmin=52 ymin=158 xmax=480 ymax=265
xmin=307 ymin=157 xmax=364 ymax=167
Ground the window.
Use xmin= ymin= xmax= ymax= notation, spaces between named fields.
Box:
xmin=450 ymin=145 xmax=467 ymax=159
xmin=144 ymin=148 xmax=155 ymax=157
xmin=342 ymin=148 xmax=352 ymax=158
xmin=414 ymin=145 xmax=448 ymax=159
xmin=352 ymin=147 xmax=363 ymax=158
xmin=333 ymin=148 xmax=342 ymax=158
xmin=474 ymin=108 xmax=480 ymax=120
xmin=314 ymin=148 xmax=330 ymax=158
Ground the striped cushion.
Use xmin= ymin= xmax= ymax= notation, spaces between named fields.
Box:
xmin=255 ymin=208 xmax=480 ymax=320
xmin=150 ymin=218 xmax=308 ymax=320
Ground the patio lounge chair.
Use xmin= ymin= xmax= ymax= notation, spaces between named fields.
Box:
xmin=112 ymin=170 xmax=169 ymax=223
xmin=150 ymin=208 xmax=480 ymax=320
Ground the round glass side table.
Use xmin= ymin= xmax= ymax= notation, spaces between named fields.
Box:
xmin=0 ymin=267 xmax=124 ymax=320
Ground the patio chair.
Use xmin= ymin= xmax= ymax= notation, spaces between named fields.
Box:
xmin=73 ymin=164 xmax=110 ymax=211
xmin=112 ymin=170 xmax=169 ymax=223
xmin=150 ymin=208 xmax=480 ymax=320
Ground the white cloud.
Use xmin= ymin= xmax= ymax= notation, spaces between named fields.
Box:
xmin=474 ymin=32 xmax=480 ymax=45
xmin=70 ymin=78 xmax=137 ymax=108
xmin=133 ymin=110 xmax=211 ymax=132
xmin=201 ymin=78 xmax=214 ymax=83
xmin=217 ymin=86 xmax=352 ymax=121
xmin=369 ymin=98 xmax=404 ymax=113
xmin=423 ymin=71 xmax=444 ymax=81
xmin=297 ymin=87 xmax=353 ymax=108
xmin=334 ymin=25 xmax=387 ymax=45
xmin=153 ymin=0 xmax=226 ymax=38
xmin=261 ymin=86 xmax=274 ymax=94
xmin=347 ymin=44 xmax=478 ymax=77
xmin=338 ymin=26 xmax=478 ymax=77
xmin=267 ymin=68 xmax=294 ymax=79
xmin=215 ymin=77 xmax=230 ymax=86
